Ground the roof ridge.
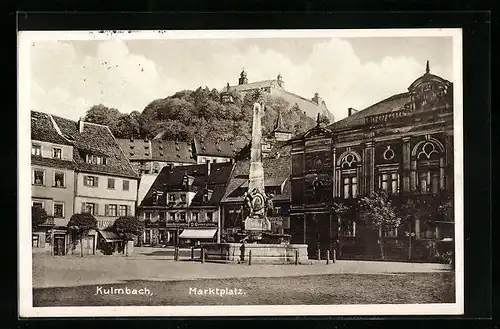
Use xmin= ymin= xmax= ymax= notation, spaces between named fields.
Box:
xmin=47 ymin=114 xmax=74 ymax=143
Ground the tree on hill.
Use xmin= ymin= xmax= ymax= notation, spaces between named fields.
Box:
xmin=84 ymin=86 xmax=319 ymax=143
xmin=67 ymin=213 xmax=98 ymax=257
xmin=113 ymin=216 xmax=144 ymax=256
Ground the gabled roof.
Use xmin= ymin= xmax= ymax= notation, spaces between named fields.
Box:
xmin=193 ymin=137 xmax=247 ymax=158
xmin=326 ymin=92 xmax=411 ymax=131
xmin=141 ymin=162 xmax=234 ymax=208
xmin=221 ymin=155 xmax=291 ymax=204
xmin=273 ymin=108 xmax=290 ymax=133
xmin=49 ymin=114 xmax=138 ymax=179
xmin=31 ymin=111 xmax=73 ymax=146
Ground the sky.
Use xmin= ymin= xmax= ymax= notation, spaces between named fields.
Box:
xmin=27 ymin=34 xmax=454 ymax=122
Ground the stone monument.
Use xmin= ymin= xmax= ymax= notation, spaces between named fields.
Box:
xmin=243 ymin=103 xmax=272 ymax=236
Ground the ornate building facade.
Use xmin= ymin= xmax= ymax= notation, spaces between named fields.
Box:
xmin=289 ymin=62 xmax=455 ymax=261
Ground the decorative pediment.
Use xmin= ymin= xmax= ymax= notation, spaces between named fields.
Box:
xmin=408 ymin=61 xmax=453 ymax=111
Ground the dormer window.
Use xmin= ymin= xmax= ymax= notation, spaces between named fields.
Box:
xmin=52 ymin=147 xmax=62 ymax=159
xmin=180 ymin=194 xmax=186 ymax=204
xmin=169 ymin=194 xmax=176 ymax=203
xmin=31 ymin=144 xmax=41 ymax=156
xmin=86 ymin=154 xmax=107 ymax=165
xmin=202 ymin=188 xmax=213 ymax=203
xmin=152 ymin=190 xmax=163 ymax=205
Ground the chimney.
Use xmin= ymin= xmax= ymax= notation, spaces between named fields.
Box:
xmin=348 ymin=108 xmax=358 ymax=116
xmin=78 ymin=118 xmax=84 ymax=133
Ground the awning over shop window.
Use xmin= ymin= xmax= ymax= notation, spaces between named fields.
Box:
xmin=99 ymin=230 xmax=122 ymax=242
xmin=179 ymin=228 xmax=217 ymax=239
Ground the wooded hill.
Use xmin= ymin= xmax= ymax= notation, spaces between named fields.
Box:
xmin=83 ymin=86 xmax=330 ymax=144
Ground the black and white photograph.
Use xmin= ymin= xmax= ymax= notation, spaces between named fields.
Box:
xmin=18 ymin=28 xmax=463 ymax=317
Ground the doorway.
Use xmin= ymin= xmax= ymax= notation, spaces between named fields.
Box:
xmin=53 ymin=234 xmax=66 ymax=256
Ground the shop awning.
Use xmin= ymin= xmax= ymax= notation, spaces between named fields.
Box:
xmin=179 ymin=228 xmax=217 ymax=239
xmin=99 ymin=230 xmax=122 ymax=242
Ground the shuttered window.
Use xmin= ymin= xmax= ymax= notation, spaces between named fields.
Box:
xmin=84 ymin=175 xmax=99 ymax=187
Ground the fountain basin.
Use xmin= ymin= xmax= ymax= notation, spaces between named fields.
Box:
xmin=201 ymin=243 xmax=309 ymax=264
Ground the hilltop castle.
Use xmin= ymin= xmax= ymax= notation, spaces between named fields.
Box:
xmin=220 ymin=69 xmax=335 ymax=123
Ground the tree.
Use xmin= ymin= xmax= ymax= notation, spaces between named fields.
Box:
xmin=358 ymin=191 xmax=401 ymax=260
xmin=318 ymin=114 xmax=331 ymax=126
xmin=67 ymin=213 xmax=98 ymax=257
xmin=32 ymin=206 xmax=48 ymax=229
xmin=112 ymin=216 xmax=144 ymax=256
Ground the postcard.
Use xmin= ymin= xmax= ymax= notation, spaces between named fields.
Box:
xmin=18 ymin=28 xmax=463 ymax=317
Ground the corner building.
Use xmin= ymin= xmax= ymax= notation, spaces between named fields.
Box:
xmin=290 ymin=63 xmax=455 ymax=261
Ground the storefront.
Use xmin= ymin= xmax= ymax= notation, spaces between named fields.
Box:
xmin=178 ymin=227 xmax=218 ymax=247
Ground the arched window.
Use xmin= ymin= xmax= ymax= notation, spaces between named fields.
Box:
xmin=414 ymin=141 xmax=443 ymax=194
xmin=340 ymin=153 xmax=358 ymax=199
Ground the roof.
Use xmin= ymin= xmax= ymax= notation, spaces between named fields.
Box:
xmin=116 ymin=138 xmax=153 ymax=161
xmin=31 ymin=155 xmax=75 ymax=170
xmin=45 ymin=112 xmax=138 ymax=179
xmin=98 ymin=230 xmax=122 ymax=242
xmin=193 ymin=137 xmax=247 ymax=158
xmin=327 ymin=92 xmax=411 ymax=131
xmin=221 ymin=155 xmax=291 ymax=204
xmin=31 ymin=111 xmax=73 ymax=146
xmin=275 ymin=89 xmax=335 ymax=122
xmin=221 ymin=80 xmax=278 ymax=93
xmin=141 ymin=162 xmax=234 ymax=208
xmin=151 ymin=139 xmax=196 ymax=164
xmin=137 ymin=174 xmax=159 ymax=205
xmin=273 ymin=108 xmax=290 ymax=133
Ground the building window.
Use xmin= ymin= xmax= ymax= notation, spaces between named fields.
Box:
xmin=192 ymin=212 xmax=199 ymax=222
xmin=180 ymin=194 xmax=186 ymax=203
xmin=169 ymin=194 xmax=176 ymax=203
xmin=32 ymin=144 xmax=41 ymax=156
xmin=339 ymin=153 xmax=359 ymax=199
xmin=53 ymin=148 xmax=62 ymax=159
xmin=33 ymin=169 xmax=44 ymax=185
xmin=206 ymin=212 xmax=213 ymax=222
xmin=170 ymin=212 xmax=176 ymax=221
xmin=380 ymin=226 xmax=398 ymax=238
xmin=106 ymin=204 xmax=118 ymax=217
xmin=32 ymin=201 xmax=44 ymax=209
xmin=179 ymin=212 xmax=186 ymax=222
xmin=54 ymin=172 xmax=65 ymax=187
xmin=53 ymin=203 xmax=64 ymax=218
xmin=32 ymin=234 xmax=39 ymax=248
xmin=84 ymin=175 xmax=99 ymax=187
xmin=83 ymin=203 xmax=95 ymax=215
xmin=108 ymin=178 xmax=115 ymax=189
xmin=379 ymin=172 xmax=399 ymax=194
xmin=143 ymin=212 xmax=152 ymax=221
xmin=343 ymin=177 xmax=358 ymax=199
xmin=416 ymin=141 xmax=442 ymax=194
xmin=342 ymin=221 xmax=356 ymax=237
xmin=119 ymin=205 xmax=128 ymax=216
xmin=158 ymin=211 xmax=166 ymax=221
xmin=122 ymin=180 xmax=130 ymax=191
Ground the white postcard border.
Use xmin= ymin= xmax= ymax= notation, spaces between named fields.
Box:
xmin=18 ymin=28 xmax=464 ymax=318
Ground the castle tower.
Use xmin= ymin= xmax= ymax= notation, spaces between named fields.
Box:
xmin=238 ymin=68 xmax=248 ymax=85
xmin=277 ymin=73 xmax=284 ymax=88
